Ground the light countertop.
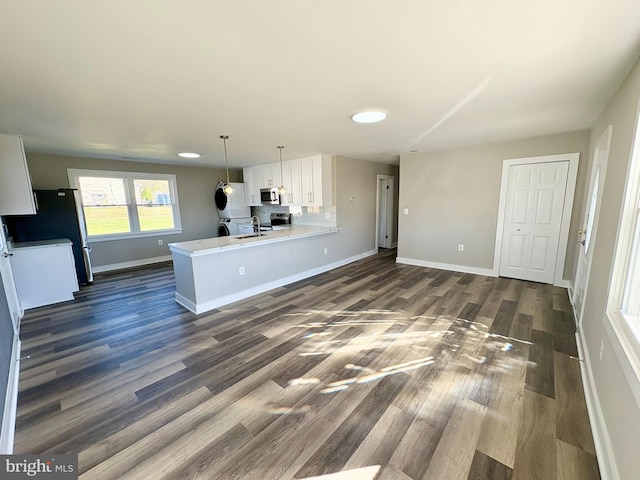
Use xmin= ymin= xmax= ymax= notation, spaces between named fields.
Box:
xmin=9 ymin=238 xmax=73 ymax=250
xmin=169 ymin=225 xmax=338 ymax=257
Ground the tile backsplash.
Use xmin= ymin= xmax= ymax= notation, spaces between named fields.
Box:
xmin=251 ymin=205 xmax=336 ymax=227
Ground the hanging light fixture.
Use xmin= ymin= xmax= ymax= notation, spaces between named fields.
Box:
xmin=220 ymin=135 xmax=234 ymax=195
xmin=277 ymin=145 xmax=286 ymax=195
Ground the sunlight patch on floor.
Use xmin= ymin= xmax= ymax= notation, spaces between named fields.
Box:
xmin=298 ymin=465 xmax=381 ymax=480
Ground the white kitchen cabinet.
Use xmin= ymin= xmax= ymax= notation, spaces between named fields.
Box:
xmin=244 ymin=154 xmax=333 ymax=207
xmin=284 ymin=159 xmax=302 ymax=206
xmin=258 ymin=163 xmax=281 ymax=189
xmin=243 ymin=163 xmax=282 ymax=205
xmin=9 ymin=239 xmax=79 ymax=310
xmin=279 ymin=160 xmax=292 ymax=206
xmin=0 ymin=134 xmax=36 ymax=215
xmin=243 ymin=167 xmax=261 ymax=206
xmin=260 ymin=164 xmax=274 ymax=188
xmin=0 ymin=225 xmax=22 ymax=330
xmin=299 ymin=154 xmax=333 ymax=207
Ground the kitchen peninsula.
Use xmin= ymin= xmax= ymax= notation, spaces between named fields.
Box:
xmin=169 ymin=225 xmax=338 ymax=314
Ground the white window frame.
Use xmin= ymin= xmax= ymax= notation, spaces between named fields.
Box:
xmin=68 ymin=168 xmax=182 ymax=242
xmin=607 ymin=104 xmax=640 ymax=396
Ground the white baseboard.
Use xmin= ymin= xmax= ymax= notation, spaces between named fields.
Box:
xmin=0 ymin=336 xmax=21 ymax=454
xmin=175 ymin=293 xmax=198 ymax=314
xmin=92 ymin=255 xmax=172 ymax=274
xmin=575 ymin=329 xmax=619 ymax=480
xmin=555 ymin=279 xmax=572 ymax=288
xmin=176 ymin=250 xmax=377 ymax=315
xmin=395 ymin=257 xmax=496 ymax=277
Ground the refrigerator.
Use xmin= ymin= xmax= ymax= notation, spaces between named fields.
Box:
xmin=5 ymin=189 xmax=93 ymax=285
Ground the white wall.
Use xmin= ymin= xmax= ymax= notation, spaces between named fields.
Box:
xmin=575 ymin=55 xmax=640 ymax=480
xmin=397 ymin=131 xmax=590 ymax=278
xmin=335 ymin=155 xmax=399 ymax=258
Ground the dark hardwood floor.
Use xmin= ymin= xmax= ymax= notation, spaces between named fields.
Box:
xmin=14 ymin=249 xmax=600 ymax=480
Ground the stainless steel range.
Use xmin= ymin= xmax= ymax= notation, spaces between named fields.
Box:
xmin=236 ymin=212 xmax=292 ymax=235
xmin=262 ymin=212 xmax=292 ymax=229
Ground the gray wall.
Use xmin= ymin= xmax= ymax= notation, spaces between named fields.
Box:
xmin=397 ymin=131 xmax=590 ymax=278
xmin=335 ymin=155 xmax=399 ymax=257
xmin=25 ymin=153 xmax=242 ymax=269
xmin=576 ymin=56 xmax=640 ymax=480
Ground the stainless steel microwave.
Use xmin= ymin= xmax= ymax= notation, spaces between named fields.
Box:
xmin=260 ymin=188 xmax=280 ymax=205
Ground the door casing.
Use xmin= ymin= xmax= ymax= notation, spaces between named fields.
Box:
xmin=573 ymin=126 xmax=612 ymax=324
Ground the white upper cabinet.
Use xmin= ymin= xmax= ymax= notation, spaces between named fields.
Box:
xmin=0 ymin=134 xmax=36 ymax=215
xmin=243 ymin=154 xmax=333 ymax=207
xmin=243 ymin=167 xmax=261 ymax=206
xmin=298 ymin=154 xmax=332 ymax=206
xmin=259 ymin=163 xmax=281 ymax=189
xmin=279 ymin=160 xmax=303 ymax=206
xmin=288 ymin=159 xmax=303 ymax=206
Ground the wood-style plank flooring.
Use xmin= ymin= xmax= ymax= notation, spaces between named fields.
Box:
xmin=14 ymin=249 xmax=600 ymax=479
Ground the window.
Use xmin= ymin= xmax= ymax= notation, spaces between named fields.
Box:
xmin=68 ymin=169 xmax=182 ymax=240
xmin=608 ymin=111 xmax=640 ymax=384
xmin=623 ymin=193 xmax=640 ymax=317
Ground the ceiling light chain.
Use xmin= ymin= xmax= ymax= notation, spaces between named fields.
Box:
xmin=220 ymin=135 xmax=234 ymax=195
xmin=278 ymin=145 xmax=286 ymax=196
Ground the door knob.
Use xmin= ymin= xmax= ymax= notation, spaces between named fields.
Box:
xmin=578 ymin=240 xmax=585 ymax=246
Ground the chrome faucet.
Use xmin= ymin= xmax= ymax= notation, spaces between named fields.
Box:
xmin=251 ymin=215 xmax=261 ymax=236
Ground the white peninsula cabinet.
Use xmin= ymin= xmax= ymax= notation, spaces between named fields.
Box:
xmin=9 ymin=239 xmax=79 ymax=310
xmin=0 ymin=134 xmax=36 ymax=215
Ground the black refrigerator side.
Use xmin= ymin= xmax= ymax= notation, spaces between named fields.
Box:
xmin=5 ymin=189 xmax=93 ymax=285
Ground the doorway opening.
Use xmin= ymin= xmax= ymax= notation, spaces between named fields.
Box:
xmin=375 ymin=175 xmax=395 ymax=250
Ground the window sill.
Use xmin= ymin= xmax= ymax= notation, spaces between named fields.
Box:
xmin=88 ymin=229 xmax=183 ymax=243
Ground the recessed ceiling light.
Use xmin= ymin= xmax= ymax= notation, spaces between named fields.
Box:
xmin=351 ymin=110 xmax=387 ymax=124
xmin=178 ymin=152 xmax=201 ymax=158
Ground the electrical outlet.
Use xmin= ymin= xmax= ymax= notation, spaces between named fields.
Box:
xmin=599 ymin=340 xmax=604 ymax=361
xmin=458 ymin=244 xmax=464 ymax=252
xmin=403 ymin=208 xmax=409 ymax=215
xmin=239 ymin=266 xmax=245 ymax=276
xmin=323 ymin=247 xmax=328 ymax=255
xmin=158 ymin=239 xmax=163 ymax=246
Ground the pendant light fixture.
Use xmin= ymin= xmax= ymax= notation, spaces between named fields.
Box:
xmin=277 ymin=145 xmax=286 ymax=196
xmin=220 ymin=135 xmax=234 ymax=195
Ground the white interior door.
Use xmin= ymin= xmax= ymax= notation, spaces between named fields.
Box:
xmin=377 ymin=177 xmax=394 ymax=249
xmin=499 ymin=161 xmax=570 ymax=283
xmin=378 ymin=179 xmax=387 ymax=247
xmin=573 ymin=126 xmax=612 ymax=324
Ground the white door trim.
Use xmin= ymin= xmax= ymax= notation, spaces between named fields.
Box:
xmin=574 ymin=126 xmax=612 ymax=325
xmin=375 ymin=174 xmax=394 ymax=251
xmin=493 ymin=153 xmax=580 ymax=286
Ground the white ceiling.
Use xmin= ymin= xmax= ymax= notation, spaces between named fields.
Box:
xmin=1 ymin=0 xmax=639 ymax=168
